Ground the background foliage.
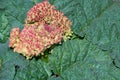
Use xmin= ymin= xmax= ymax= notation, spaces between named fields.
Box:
xmin=0 ymin=0 xmax=120 ymax=80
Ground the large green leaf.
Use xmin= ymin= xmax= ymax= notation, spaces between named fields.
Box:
xmin=0 ymin=1 xmax=33 ymax=78
xmin=85 ymin=2 xmax=120 ymax=47
xmin=0 ymin=48 xmax=29 ymax=80
xmin=85 ymin=2 xmax=120 ymax=68
xmin=48 ymin=39 xmax=120 ymax=80
xmin=14 ymin=59 xmax=51 ymax=80
xmin=50 ymin=0 xmax=113 ymax=37
xmin=100 ymin=40 xmax=120 ymax=68
xmin=0 ymin=0 xmax=34 ymax=43
xmin=62 ymin=62 xmax=120 ymax=80
xmin=4 ymin=0 xmax=34 ymax=28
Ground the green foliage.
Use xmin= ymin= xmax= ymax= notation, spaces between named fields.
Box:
xmin=0 ymin=0 xmax=34 ymax=43
xmin=85 ymin=2 xmax=120 ymax=68
xmin=15 ymin=59 xmax=51 ymax=80
xmin=48 ymin=39 xmax=120 ymax=80
xmin=0 ymin=48 xmax=29 ymax=80
xmin=0 ymin=0 xmax=120 ymax=80
xmin=0 ymin=13 xmax=9 ymax=43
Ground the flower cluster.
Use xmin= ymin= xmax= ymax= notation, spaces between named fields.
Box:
xmin=9 ymin=1 xmax=72 ymax=59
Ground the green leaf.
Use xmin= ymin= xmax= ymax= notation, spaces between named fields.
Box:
xmin=31 ymin=0 xmax=43 ymax=4
xmin=48 ymin=76 xmax=63 ymax=80
xmin=0 ymin=49 xmax=29 ymax=80
xmin=0 ymin=65 xmax=15 ymax=80
xmin=85 ymin=2 xmax=120 ymax=68
xmin=85 ymin=2 xmax=120 ymax=47
xmin=50 ymin=0 xmax=113 ymax=37
xmin=0 ymin=13 xmax=9 ymax=43
xmin=62 ymin=62 xmax=120 ymax=80
xmin=0 ymin=41 xmax=9 ymax=56
xmin=15 ymin=59 xmax=51 ymax=80
xmin=0 ymin=0 xmax=34 ymax=43
xmin=4 ymin=0 xmax=34 ymax=29
xmin=103 ymin=40 xmax=120 ymax=68
xmin=48 ymin=39 xmax=120 ymax=80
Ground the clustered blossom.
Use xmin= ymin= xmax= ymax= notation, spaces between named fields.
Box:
xmin=9 ymin=1 xmax=72 ymax=59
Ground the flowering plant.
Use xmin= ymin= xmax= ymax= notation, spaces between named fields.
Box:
xmin=9 ymin=1 xmax=72 ymax=59
xmin=0 ymin=0 xmax=120 ymax=80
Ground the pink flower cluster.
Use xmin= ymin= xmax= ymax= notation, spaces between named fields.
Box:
xmin=9 ymin=1 xmax=72 ymax=59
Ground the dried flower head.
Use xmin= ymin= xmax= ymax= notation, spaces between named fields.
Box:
xmin=9 ymin=1 xmax=72 ymax=59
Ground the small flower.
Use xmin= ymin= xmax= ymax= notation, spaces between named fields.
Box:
xmin=9 ymin=1 xmax=72 ymax=59
xmin=9 ymin=27 xmax=20 ymax=47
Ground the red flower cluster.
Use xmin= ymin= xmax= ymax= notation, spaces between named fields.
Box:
xmin=9 ymin=1 xmax=72 ymax=59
